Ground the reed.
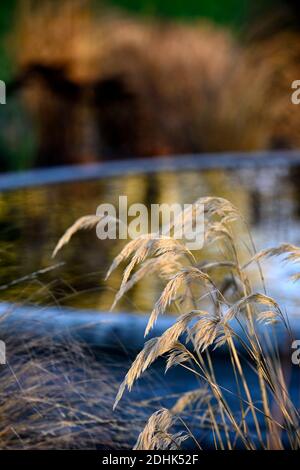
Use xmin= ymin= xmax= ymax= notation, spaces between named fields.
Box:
xmin=54 ymin=196 xmax=300 ymax=449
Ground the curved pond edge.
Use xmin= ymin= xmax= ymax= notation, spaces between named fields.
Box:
xmin=0 ymin=302 xmax=297 ymax=356
xmin=1 ymin=150 xmax=300 ymax=192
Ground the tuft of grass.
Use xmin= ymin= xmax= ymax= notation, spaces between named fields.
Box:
xmin=0 ymin=301 xmax=143 ymax=448
xmin=56 ymin=196 xmax=300 ymax=449
xmin=0 ymin=319 xmax=125 ymax=449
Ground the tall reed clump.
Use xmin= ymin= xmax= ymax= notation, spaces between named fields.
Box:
xmin=54 ymin=196 xmax=300 ymax=450
xmin=9 ymin=0 xmax=236 ymax=164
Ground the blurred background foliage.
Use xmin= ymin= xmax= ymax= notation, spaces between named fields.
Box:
xmin=104 ymin=0 xmax=290 ymax=28
xmin=108 ymin=0 xmax=252 ymax=26
xmin=0 ymin=0 xmax=297 ymax=171
xmin=0 ymin=0 xmax=276 ymax=87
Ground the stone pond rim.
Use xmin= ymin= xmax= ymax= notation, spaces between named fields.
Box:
xmin=1 ymin=150 xmax=300 ymax=192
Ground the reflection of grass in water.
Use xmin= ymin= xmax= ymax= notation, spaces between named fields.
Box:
xmin=56 ymin=196 xmax=300 ymax=449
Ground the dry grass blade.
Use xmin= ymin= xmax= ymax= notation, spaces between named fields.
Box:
xmin=110 ymin=236 xmax=192 ymax=310
xmin=257 ymin=311 xmax=280 ymax=325
xmin=118 ymin=237 xmax=195 ymax=298
xmin=134 ymin=408 xmax=188 ymax=450
xmin=171 ymin=387 xmax=212 ymax=414
xmin=225 ymin=293 xmax=283 ymax=324
xmin=114 ymin=311 xmax=204 ymax=408
xmin=105 ymin=234 xmax=157 ymax=280
xmin=52 ymin=215 xmax=104 ymax=257
xmin=165 ymin=342 xmax=192 ymax=372
xmin=110 ymin=253 xmax=182 ymax=310
xmin=205 ymin=222 xmax=234 ymax=246
xmin=160 ymin=197 xmax=239 ymax=245
xmin=114 ymin=338 xmax=158 ymax=410
xmin=243 ymin=243 xmax=300 ymax=269
xmin=196 ymin=197 xmax=240 ymax=220
xmin=198 ymin=261 xmax=237 ymax=272
xmin=0 ymin=263 xmax=64 ymax=291
xmin=187 ymin=315 xmax=225 ymax=352
xmin=290 ymin=273 xmax=300 ymax=283
xmin=145 ymin=267 xmax=213 ymax=336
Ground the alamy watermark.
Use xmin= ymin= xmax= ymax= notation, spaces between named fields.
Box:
xmin=96 ymin=196 xmax=205 ymax=250
xmin=291 ymin=80 xmax=300 ymax=104
xmin=0 ymin=80 xmax=6 ymax=104
xmin=0 ymin=340 xmax=6 ymax=365
xmin=291 ymin=340 xmax=300 ymax=365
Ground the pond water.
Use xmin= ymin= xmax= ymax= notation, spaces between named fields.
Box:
xmin=0 ymin=153 xmax=300 ymax=320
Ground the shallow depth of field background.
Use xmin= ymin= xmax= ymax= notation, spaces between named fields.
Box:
xmin=0 ymin=0 xmax=298 ymax=171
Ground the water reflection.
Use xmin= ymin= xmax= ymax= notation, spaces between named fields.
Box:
xmin=0 ymin=166 xmax=299 ymax=317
